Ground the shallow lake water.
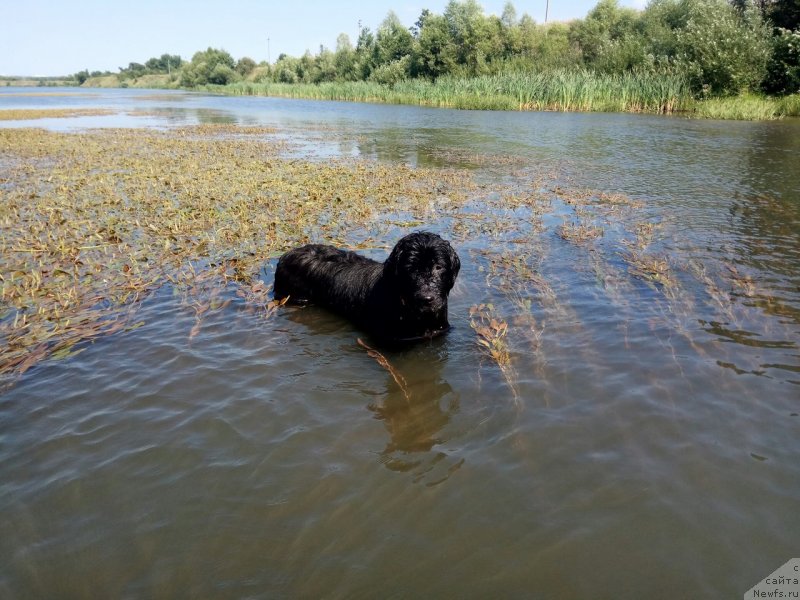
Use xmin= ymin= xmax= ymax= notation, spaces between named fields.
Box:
xmin=1 ymin=87 xmax=799 ymax=598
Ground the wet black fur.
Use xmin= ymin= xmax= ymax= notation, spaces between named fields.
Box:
xmin=273 ymin=232 xmax=460 ymax=342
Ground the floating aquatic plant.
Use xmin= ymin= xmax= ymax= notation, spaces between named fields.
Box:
xmin=557 ymin=220 xmax=604 ymax=245
xmin=0 ymin=108 xmax=114 ymax=121
xmin=469 ymin=303 xmax=519 ymax=403
xmin=1 ymin=119 xmax=793 ymax=391
xmin=622 ymin=251 xmax=675 ymax=288
xmin=0 ymin=125 xmax=477 ymax=384
xmin=358 ymin=338 xmax=411 ymax=402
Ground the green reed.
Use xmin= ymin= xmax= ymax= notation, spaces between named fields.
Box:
xmin=214 ymin=74 xmax=800 ymax=120
xmin=693 ymin=94 xmax=780 ymax=120
xmin=777 ymin=94 xmax=800 ymax=117
xmin=214 ymin=69 xmax=691 ymax=115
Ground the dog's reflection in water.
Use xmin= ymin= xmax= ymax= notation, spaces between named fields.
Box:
xmin=277 ymin=303 xmax=464 ymax=484
xmin=367 ymin=344 xmax=464 ymax=483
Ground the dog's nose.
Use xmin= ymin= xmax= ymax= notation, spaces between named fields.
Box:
xmin=418 ymin=293 xmax=438 ymax=306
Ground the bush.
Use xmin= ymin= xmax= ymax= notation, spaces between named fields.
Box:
xmin=236 ymin=57 xmax=257 ymax=77
xmin=763 ymin=28 xmax=800 ymax=95
xmin=209 ymin=64 xmax=238 ymax=85
xmin=180 ymin=48 xmax=237 ymax=87
xmin=249 ymin=65 xmax=272 ymax=83
xmin=369 ymin=56 xmax=411 ymax=85
xmin=272 ymin=56 xmax=301 ymax=83
xmin=570 ymin=0 xmax=643 ymax=70
xmin=674 ymin=0 xmax=772 ymax=95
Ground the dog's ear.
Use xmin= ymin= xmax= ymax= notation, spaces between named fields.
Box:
xmin=446 ymin=243 xmax=460 ymax=290
xmin=384 ymin=244 xmax=404 ymax=278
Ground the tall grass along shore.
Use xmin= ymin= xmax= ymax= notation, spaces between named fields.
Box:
xmin=212 ymin=71 xmax=691 ymax=115
xmin=205 ymin=72 xmax=799 ymax=120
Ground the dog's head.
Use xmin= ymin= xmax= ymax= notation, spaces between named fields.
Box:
xmin=384 ymin=232 xmax=460 ymax=315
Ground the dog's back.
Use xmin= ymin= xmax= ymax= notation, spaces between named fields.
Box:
xmin=274 ymin=244 xmax=383 ymax=314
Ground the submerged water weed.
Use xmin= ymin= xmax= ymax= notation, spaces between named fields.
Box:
xmin=469 ymin=303 xmax=519 ymax=403
xmin=622 ymin=251 xmax=675 ymax=288
xmin=685 ymin=259 xmax=738 ymax=325
xmin=469 ymin=303 xmax=510 ymax=365
xmin=557 ymin=220 xmax=604 ymax=245
xmin=725 ymin=264 xmax=758 ymax=299
xmin=619 ymin=217 xmax=676 ymax=290
xmin=236 ymin=280 xmax=288 ymax=320
xmin=358 ymin=338 xmax=411 ymax=403
xmin=480 ymin=249 xmax=547 ymax=310
xmin=423 ymin=147 xmax=531 ymax=171
xmin=0 ymin=126 xmax=476 ymax=383
xmin=0 ymin=108 xmax=115 ymax=121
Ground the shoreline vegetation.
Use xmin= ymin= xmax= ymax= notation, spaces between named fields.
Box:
xmin=216 ymin=71 xmax=692 ymax=114
xmin=210 ymin=74 xmax=800 ymax=119
xmin=4 ymin=0 xmax=800 ymax=120
xmin=69 ymin=71 xmax=800 ymax=120
xmin=6 ymin=71 xmax=800 ymax=120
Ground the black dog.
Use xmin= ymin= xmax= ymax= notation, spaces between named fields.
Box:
xmin=274 ymin=232 xmax=460 ymax=342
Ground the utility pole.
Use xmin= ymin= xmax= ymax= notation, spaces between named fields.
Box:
xmin=545 ymin=0 xmax=549 ymax=23
xmin=267 ymin=37 xmax=271 ymax=64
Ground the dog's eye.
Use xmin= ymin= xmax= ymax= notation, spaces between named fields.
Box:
xmin=432 ymin=265 xmax=443 ymax=273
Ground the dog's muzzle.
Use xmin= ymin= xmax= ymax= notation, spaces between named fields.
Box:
xmin=415 ymin=291 xmax=445 ymax=313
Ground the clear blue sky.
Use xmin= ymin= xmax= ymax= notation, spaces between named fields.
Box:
xmin=1 ymin=0 xmax=645 ymax=77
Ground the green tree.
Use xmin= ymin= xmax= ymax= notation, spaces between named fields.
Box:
xmin=499 ymin=4 xmax=523 ymax=59
xmin=569 ymin=0 xmax=644 ymax=71
xmin=313 ymin=47 xmax=338 ymax=82
xmin=501 ymin=2 xmax=518 ymax=28
xmin=180 ymin=48 xmax=238 ymax=86
xmin=334 ymin=33 xmax=359 ymax=80
xmin=411 ymin=8 xmax=432 ymax=37
xmin=738 ymin=0 xmax=800 ymax=30
xmin=299 ymin=50 xmax=316 ymax=82
xmin=369 ymin=56 xmax=412 ymax=84
xmin=507 ymin=17 xmax=582 ymax=71
xmin=119 ymin=62 xmax=147 ymax=80
xmin=375 ymin=11 xmax=414 ymax=67
xmin=411 ymin=12 xmax=459 ymax=78
xmin=443 ymin=0 xmax=501 ymax=73
xmin=356 ymin=26 xmax=378 ymax=79
xmin=766 ymin=0 xmax=800 ymax=29
xmin=763 ymin=26 xmax=800 ymax=93
xmin=273 ymin=55 xmax=300 ymax=83
xmin=144 ymin=54 xmax=182 ymax=73
xmin=208 ymin=63 xmax=237 ymax=84
xmin=236 ymin=57 xmax=257 ymax=77
xmin=673 ymin=0 xmax=772 ymax=94
xmin=638 ymin=0 xmax=687 ymax=66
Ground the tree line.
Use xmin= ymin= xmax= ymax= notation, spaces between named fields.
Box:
xmin=74 ymin=0 xmax=800 ymax=97
xmin=73 ymin=54 xmax=184 ymax=85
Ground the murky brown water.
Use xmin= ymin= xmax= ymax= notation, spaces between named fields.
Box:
xmin=1 ymin=88 xmax=799 ymax=598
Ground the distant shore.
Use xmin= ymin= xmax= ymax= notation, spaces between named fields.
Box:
xmin=1 ymin=77 xmax=73 ymax=87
